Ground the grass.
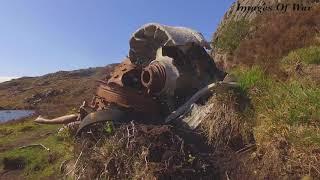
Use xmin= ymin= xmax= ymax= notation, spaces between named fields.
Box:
xmin=232 ymin=67 xmax=320 ymax=146
xmin=228 ymin=6 xmax=320 ymax=74
xmin=0 ymin=117 xmax=57 ymax=145
xmin=232 ymin=66 xmax=270 ymax=92
xmin=231 ymin=66 xmax=320 ymax=177
xmin=0 ymin=117 xmax=73 ymax=179
xmin=213 ymin=19 xmax=250 ymax=53
xmin=200 ymin=89 xmax=254 ymax=150
xmin=283 ymin=46 xmax=320 ymax=65
xmin=210 ymin=3 xmax=320 ymax=178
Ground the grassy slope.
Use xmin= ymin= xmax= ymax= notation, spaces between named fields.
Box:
xmin=213 ymin=5 xmax=320 ymax=178
xmin=0 ymin=65 xmax=115 ymax=179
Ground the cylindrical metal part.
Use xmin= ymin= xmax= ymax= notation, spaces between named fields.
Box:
xmin=141 ymin=62 xmax=166 ymax=94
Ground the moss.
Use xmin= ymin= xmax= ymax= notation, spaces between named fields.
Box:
xmin=213 ymin=19 xmax=250 ymax=53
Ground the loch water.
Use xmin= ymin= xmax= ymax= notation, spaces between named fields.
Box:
xmin=0 ymin=110 xmax=35 ymax=123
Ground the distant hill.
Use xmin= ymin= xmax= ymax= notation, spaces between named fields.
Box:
xmin=0 ymin=64 xmax=117 ymax=117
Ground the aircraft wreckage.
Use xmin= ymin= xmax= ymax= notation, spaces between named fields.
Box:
xmin=34 ymin=23 xmax=237 ymax=135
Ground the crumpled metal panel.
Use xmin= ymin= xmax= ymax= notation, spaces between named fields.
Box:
xmin=76 ymin=109 xmax=128 ymax=135
xmin=129 ymin=23 xmax=210 ymax=65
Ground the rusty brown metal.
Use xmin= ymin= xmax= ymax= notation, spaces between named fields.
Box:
xmin=107 ymin=58 xmax=142 ymax=88
xmin=95 ymin=84 xmax=159 ymax=114
xmin=90 ymin=58 xmax=160 ymax=115
xmin=141 ymin=61 xmax=166 ymax=94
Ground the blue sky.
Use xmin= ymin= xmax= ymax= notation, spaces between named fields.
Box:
xmin=0 ymin=0 xmax=234 ymax=79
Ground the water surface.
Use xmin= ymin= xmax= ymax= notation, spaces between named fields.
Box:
xmin=0 ymin=110 xmax=35 ymax=123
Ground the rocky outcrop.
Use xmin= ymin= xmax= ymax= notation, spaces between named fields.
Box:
xmin=24 ymin=89 xmax=65 ymax=105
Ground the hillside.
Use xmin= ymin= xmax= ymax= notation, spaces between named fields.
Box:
xmin=210 ymin=0 xmax=320 ymax=179
xmin=0 ymin=64 xmax=116 ymax=116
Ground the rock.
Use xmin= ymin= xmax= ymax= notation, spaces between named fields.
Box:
xmin=24 ymin=89 xmax=64 ymax=105
xmin=36 ymin=81 xmax=50 ymax=86
xmin=44 ymin=89 xmax=64 ymax=98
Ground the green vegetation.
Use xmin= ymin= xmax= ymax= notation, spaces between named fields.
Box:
xmin=213 ymin=19 xmax=250 ymax=53
xmin=0 ymin=118 xmax=55 ymax=145
xmin=0 ymin=118 xmax=73 ymax=179
xmin=283 ymin=46 xmax=320 ymax=65
xmin=0 ymin=64 xmax=115 ymax=179
xmin=232 ymin=67 xmax=320 ymax=147
xmin=233 ymin=66 xmax=270 ymax=92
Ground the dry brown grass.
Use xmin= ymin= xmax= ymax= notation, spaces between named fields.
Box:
xmin=69 ymin=123 xmax=218 ymax=179
xmin=200 ymin=88 xmax=254 ymax=151
xmin=233 ymin=5 xmax=320 ymax=76
xmin=0 ymin=65 xmax=116 ymax=117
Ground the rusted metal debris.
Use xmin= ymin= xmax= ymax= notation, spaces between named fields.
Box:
xmin=34 ymin=23 xmax=227 ymax=134
xmin=91 ymin=58 xmax=160 ymax=114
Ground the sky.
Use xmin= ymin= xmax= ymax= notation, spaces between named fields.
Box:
xmin=0 ymin=0 xmax=234 ymax=81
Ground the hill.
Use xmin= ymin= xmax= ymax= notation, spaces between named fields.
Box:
xmin=0 ymin=64 xmax=116 ymax=116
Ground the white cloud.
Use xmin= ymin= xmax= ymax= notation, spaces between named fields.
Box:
xmin=0 ymin=77 xmax=18 ymax=83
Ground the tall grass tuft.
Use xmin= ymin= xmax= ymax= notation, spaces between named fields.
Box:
xmin=283 ymin=46 xmax=320 ymax=65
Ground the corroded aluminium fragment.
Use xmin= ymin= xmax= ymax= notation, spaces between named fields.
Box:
xmin=129 ymin=23 xmax=211 ymax=65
